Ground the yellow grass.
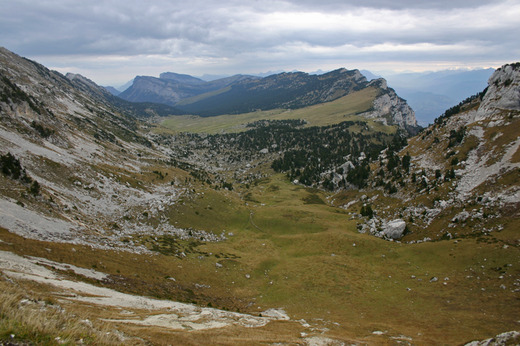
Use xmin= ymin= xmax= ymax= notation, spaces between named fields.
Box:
xmin=159 ymin=87 xmax=381 ymax=134
xmin=0 ymin=278 xmax=125 ymax=345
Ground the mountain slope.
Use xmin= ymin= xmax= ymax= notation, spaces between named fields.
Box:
xmin=66 ymin=72 xmax=183 ymax=118
xmin=119 ymin=68 xmax=419 ymax=133
xmin=174 ymin=68 xmax=419 ymax=133
xmin=0 ymin=47 xmax=201 ymax=249
xmin=119 ymin=72 xmax=256 ymax=106
xmin=176 ymin=68 xmax=368 ymax=114
xmin=344 ymin=62 xmax=520 ymax=242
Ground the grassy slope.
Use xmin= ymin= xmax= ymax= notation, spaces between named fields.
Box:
xmin=1 ymin=173 xmax=518 ymax=344
xmin=159 ymin=87 xmax=381 ymax=134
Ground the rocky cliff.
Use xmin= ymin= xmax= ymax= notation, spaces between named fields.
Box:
xmin=360 ymin=78 xmax=418 ymax=132
xmin=473 ymin=63 xmax=520 ymax=122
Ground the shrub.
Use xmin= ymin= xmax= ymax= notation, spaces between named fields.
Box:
xmin=29 ymin=180 xmax=40 ymax=196
xmin=31 ymin=121 xmax=54 ymax=138
xmin=360 ymin=204 xmax=374 ymax=219
xmin=0 ymin=152 xmax=22 ymax=179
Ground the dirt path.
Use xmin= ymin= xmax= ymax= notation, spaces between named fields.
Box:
xmin=249 ymin=211 xmax=263 ymax=231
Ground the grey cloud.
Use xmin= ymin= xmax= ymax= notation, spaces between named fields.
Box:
xmin=1 ymin=0 xmax=513 ymax=55
xmin=0 ymin=0 xmax=518 ymax=85
xmin=284 ymin=0 xmax=495 ymax=10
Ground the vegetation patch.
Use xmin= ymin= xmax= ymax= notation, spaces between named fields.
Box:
xmin=0 ymin=278 xmax=122 ymax=345
xmin=302 ymin=193 xmax=325 ymax=205
xmin=0 ymin=152 xmax=40 ymax=195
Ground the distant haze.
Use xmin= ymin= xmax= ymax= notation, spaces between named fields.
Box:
xmin=380 ymin=68 xmax=495 ymax=125
xmin=0 ymin=1 xmax=518 ymax=86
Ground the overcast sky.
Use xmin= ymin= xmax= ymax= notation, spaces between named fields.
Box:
xmin=1 ymin=0 xmax=519 ymax=86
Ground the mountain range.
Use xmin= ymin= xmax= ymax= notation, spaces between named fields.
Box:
xmin=110 ymin=68 xmax=493 ymax=126
xmin=0 ymin=46 xmax=519 ymax=345
xmin=114 ymin=66 xmax=420 ymax=133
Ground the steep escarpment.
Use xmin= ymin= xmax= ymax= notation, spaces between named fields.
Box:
xmin=360 ymin=78 xmax=418 ymax=132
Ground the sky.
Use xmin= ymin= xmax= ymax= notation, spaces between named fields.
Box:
xmin=1 ymin=0 xmax=519 ymax=87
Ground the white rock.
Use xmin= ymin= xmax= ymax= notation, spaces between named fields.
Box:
xmin=465 ymin=330 xmax=520 ymax=345
xmin=383 ymin=219 xmax=407 ymax=239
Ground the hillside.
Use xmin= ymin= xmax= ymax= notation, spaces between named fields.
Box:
xmin=175 ymin=69 xmax=418 ymax=130
xmin=176 ymin=69 xmax=368 ymax=114
xmin=0 ymin=48 xmax=518 ymax=345
xmin=342 ymin=63 xmax=520 ymax=243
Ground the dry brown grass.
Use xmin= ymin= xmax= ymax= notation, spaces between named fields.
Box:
xmin=0 ymin=277 xmax=126 ymax=345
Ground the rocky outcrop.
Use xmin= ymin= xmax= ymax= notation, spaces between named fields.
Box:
xmin=356 ymin=61 xmax=520 ymax=243
xmin=473 ymin=63 xmax=520 ymax=122
xmin=465 ymin=330 xmax=520 ymax=346
xmin=359 ymin=217 xmax=407 ymax=240
xmin=360 ymin=78 xmax=419 ymax=132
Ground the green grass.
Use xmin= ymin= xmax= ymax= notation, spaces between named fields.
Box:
xmin=167 ymin=187 xmax=250 ymax=233
xmin=1 ymin=172 xmax=518 ymax=344
xmin=159 ymin=87 xmax=382 ymax=134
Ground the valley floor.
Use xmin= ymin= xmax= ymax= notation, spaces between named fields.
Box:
xmin=1 ymin=174 xmax=519 ymax=345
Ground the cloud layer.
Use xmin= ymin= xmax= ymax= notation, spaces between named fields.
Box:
xmin=1 ymin=0 xmax=519 ymax=85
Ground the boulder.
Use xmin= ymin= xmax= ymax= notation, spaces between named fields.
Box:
xmin=383 ymin=219 xmax=407 ymax=239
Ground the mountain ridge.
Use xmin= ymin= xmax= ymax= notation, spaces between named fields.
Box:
xmin=119 ymin=72 xmax=258 ymax=106
xmin=117 ymin=66 xmax=420 ymax=132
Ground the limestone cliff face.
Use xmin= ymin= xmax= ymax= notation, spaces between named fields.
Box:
xmin=120 ymin=76 xmax=188 ymax=105
xmin=472 ymin=63 xmax=520 ymax=123
xmin=360 ymin=78 xmax=418 ymax=131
